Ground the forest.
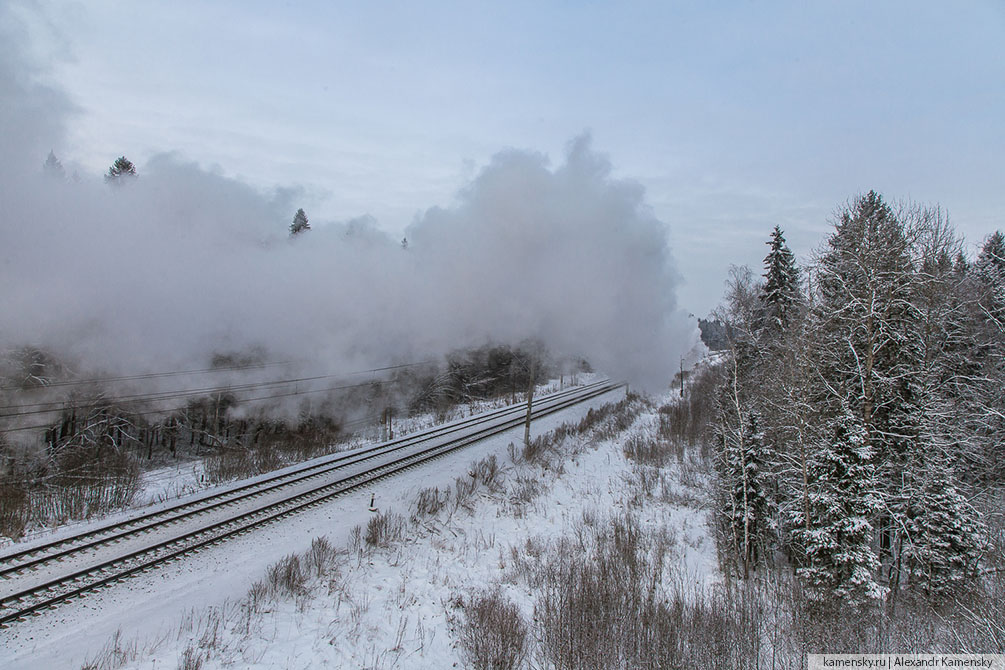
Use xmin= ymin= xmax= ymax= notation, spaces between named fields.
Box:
xmin=704 ymin=190 xmax=1003 ymax=614
xmin=0 ymin=340 xmax=563 ymax=539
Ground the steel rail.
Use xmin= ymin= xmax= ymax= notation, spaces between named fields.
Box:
xmin=0 ymin=381 xmax=622 ymax=626
xmin=0 ymin=380 xmax=609 ymax=573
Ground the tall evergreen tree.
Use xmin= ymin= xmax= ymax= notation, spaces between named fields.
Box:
xmin=104 ymin=156 xmax=137 ymax=184
xmin=805 ymin=191 xmax=927 ymax=594
xmin=290 ymin=208 xmax=310 ymax=236
xmin=975 ymin=231 xmax=1005 ymax=326
xmin=813 ymin=194 xmax=920 ymax=471
xmin=903 ymin=458 xmax=982 ymax=597
xmin=760 ymin=225 xmax=801 ymax=332
xmin=793 ymin=406 xmax=885 ymax=608
xmin=717 ymin=410 xmax=775 ymax=574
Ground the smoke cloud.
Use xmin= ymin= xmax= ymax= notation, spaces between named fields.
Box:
xmin=1 ymin=5 xmax=694 ymax=413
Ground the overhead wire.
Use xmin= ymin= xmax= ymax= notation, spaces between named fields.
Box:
xmin=0 ymin=360 xmax=437 ymax=432
xmin=0 ymin=359 xmax=296 ymax=391
xmin=0 ymin=377 xmax=399 ymax=434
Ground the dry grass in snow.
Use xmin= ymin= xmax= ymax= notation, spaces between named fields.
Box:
xmin=81 ymin=391 xmax=718 ymax=669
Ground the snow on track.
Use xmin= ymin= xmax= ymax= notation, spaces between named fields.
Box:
xmin=0 ymin=385 xmax=626 ymax=670
xmin=0 ymin=382 xmax=611 ymax=607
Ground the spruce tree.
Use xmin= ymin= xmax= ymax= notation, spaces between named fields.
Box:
xmin=793 ymin=406 xmax=885 ymax=608
xmin=810 ymin=191 xmax=923 ymax=569
xmin=760 ymin=225 xmax=800 ymax=332
xmin=104 ymin=156 xmax=136 ymax=184
xmin=903 ymin=460 xmax=982 ymax=598
xmin=975 ymin=231 xmax=1005 ymax=325
xmin=290 ymin=208 xmax=310 ymax=236
xmin=719 ymin=411 xmax=774 ymax=572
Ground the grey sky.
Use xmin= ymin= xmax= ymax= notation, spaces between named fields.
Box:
xmin=22 ymin=0 xmax=1005 ymax=315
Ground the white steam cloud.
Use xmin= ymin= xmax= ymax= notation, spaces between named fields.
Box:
xmin=0 ymin=5 xmax=694 ymax=400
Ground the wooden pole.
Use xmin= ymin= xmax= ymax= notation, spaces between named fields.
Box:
xmin=523 ymin=362 xmax=536 ymax=448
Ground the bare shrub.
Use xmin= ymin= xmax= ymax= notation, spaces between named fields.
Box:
xmin=305 ymin=536 xmax=336 ymax=577
xmin=413 ymin=486 xmax=449 ymax=519
xmin=659 ymin=471 xmax=703 ymax=507
xmin=533 ymin=513 xmax=761 ymax=669
xmin=677 ymin=450 xmax=710 ymax=489
xmin=0 ymin=480 xmax=28 ymax=538
xmin=349 ymin=524 xmax=363 ymax=554
xmin=507 ymin=537 xmax=550 ymax=589
xmin=177 ymin=644 xmax=203 ymax=670
xmin=627 ymin=465 xmax=660 ymax=506
xmin=511 ymin=394 xmax=647 ymax=468
xmin=78 ymin=629 xmax=139 ymax=670
xmin=510 ymin=476 xmax=542 ymax=505
xmin=453 ymin=473 xmax=478 ymax=510
xmin=658 ymin=364 xmax=718 ymax=454
xmin=457 ymin=589 xmax=529 ymax=670
xmin=623 ymin=433 xmax=672 ymax=467
xmin=520 ymin=434 xmax=550 ymax=463
xmin=196 ymin=608 xmax=223 ymax=651
xmin=2 ymin=442 xmax=142 ymax=538
xmin=247 ymin=580 xmax=268 ymax=613
xmin=266 ymin=554 xmax=307 ymax=599
xmin=202 ymin=448 xmax=254 ymax=483
xmin=473 ymin=454 xmax=501 ymax=489
xmin=364 ymin=511 xmax=405 ymax=548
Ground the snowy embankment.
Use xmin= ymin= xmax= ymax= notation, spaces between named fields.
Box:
xmin=1 ymin=378 xmax=576 ymax=556
xmin=2 ymin=385 xmax=715 ymax=669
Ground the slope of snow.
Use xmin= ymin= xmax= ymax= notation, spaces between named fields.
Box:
xmin=2 ymin=382 xmax=643 ymax=669
xmin=21 ymin=387 xmax=717 ymax=670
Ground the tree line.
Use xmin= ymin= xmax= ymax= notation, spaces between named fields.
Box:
xmin=711 ymin=191 xmax=1002 ymax=609
xmin=0 ymin=342 xmax=565 ymax=538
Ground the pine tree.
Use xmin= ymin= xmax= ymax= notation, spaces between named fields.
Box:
xmin=43 ymin=150 xmax=65 ymax=179
xmin=290 ymin=208 xmax=310 ymax=236
xmin=104 ymin=156 xmax=137 ymax=184
xmin=760 ymin=225 xmax=801 ymax=332
xmin=793 ymin=406 xmax=886 ymax=608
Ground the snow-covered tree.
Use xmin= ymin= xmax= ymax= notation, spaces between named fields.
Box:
xmin=290 ymin=208 xmax=310 ymax=236
xmin=760 ymin=225 xmax=801 ymax=333
xmin=717 ymin=409 xmax=775 ymax=574
xmin=707 ymin=192 xmax=990 ymax=604
xmin=793 ymin=407 xmax=886 ymax=608
xmin=903 ymin=460 xmax=982 ymax=598
xmin=104 ymin=156 xmax=136 ymax=184
xmin=810 ymin=192 xmax=924 ymax=551
xmin=975 ymin=231 xmax=1005 ymax=327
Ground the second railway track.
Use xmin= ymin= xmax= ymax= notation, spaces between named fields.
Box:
xmin=0 ymin=380 xmax=622 ymax=627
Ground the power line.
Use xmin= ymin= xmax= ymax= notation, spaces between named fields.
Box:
xmin=0 ymin=358 xmax=433 ymax=393
xmin=0 ymin=359 xmax=296 ymax=392
xmin=0 ymin=360 xmax=436 ymax=419
xmin=0 ymin=376 xmax=403 ymax=435
xmin=2 ymin=373 xmax=343 ymax=416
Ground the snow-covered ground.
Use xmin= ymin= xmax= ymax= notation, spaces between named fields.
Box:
xmin=1 ymin=381 xmax=710 ymax=669
xmin=0 ymin=376 xmax=583 ymax=555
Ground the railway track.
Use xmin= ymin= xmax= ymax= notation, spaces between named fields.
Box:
xmin=0 ymin=380 xmax=622 ymax=626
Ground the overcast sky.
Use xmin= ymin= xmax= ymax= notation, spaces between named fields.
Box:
xmin=16 ymin=0 xmax=1005 ymax=315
